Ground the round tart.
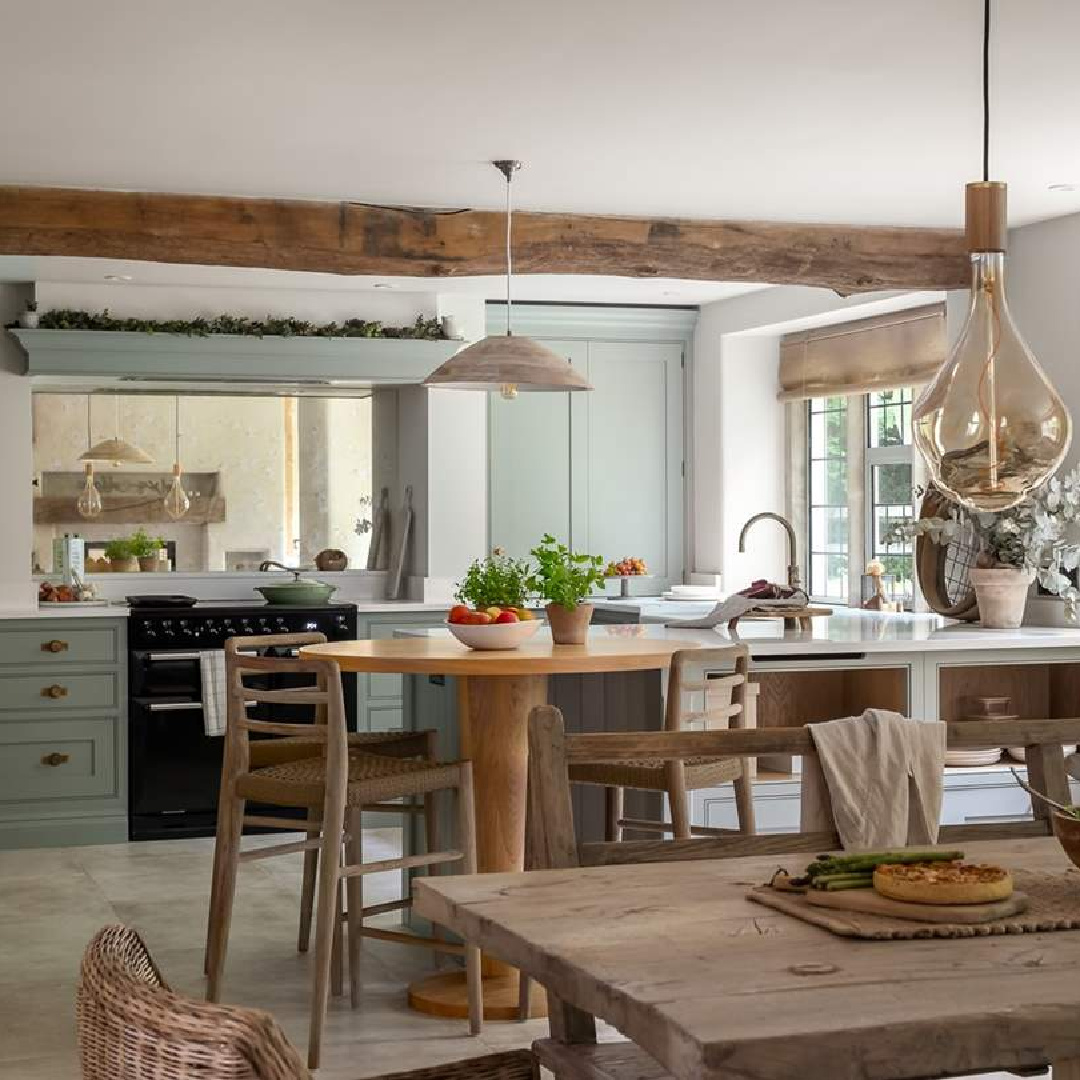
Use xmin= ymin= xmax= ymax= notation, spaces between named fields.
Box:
xmin=872 ymin=862 xmax=1013 ymax=905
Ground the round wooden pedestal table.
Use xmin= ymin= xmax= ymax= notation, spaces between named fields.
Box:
xmin=300 ymin=630 xmax=702 ymax=1021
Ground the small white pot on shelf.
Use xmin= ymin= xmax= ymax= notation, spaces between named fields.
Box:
xmin=969 ymin=566 xmax=1035 ymax=629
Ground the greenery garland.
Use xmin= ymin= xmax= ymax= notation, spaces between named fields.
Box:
xmin=9 ymin=308 xmax=446 ymax=340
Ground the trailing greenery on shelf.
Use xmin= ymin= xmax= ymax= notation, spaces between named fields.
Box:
xmin=7 ymin=308 xmax=446 ymax=340
xmin=455 ymin=548 xmax=532 ymax=609
xmin=905 ymin=468 xmax=1080 ymax=617
xmin=528 ymin=533 xmax=605 ymax=611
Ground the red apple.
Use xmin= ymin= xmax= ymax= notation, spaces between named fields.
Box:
xmin=494 ymin=609 xmax=519 ymax=624
xmin=449 ymin=604 xmax=471 ymax=625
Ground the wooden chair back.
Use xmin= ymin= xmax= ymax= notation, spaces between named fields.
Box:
xmin=662 ymin=645 xmax=749 ymax=733
xmin=527 ymin=705 xmax=1080 ymax=870
xmin=224 ymin=633 xmax=347 ymax=783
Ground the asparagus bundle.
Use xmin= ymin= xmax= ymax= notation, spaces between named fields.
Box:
xmin=795 ymin=849 xmax=964 ymax=891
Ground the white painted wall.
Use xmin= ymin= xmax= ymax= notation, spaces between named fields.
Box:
xmin=692 ymin=286 xmax=947 ymax=590
xmin=1007 ymin=212 xmax=1080 ymax=472
xmin=0 ymin=285 xmax=35 ymax=610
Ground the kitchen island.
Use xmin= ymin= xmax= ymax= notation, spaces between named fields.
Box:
xmin=403 ymin=610 xmax=1080 ymax=837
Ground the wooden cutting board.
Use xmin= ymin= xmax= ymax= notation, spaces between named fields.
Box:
xmin=804 ymin=886 xmax=1028 ymax=924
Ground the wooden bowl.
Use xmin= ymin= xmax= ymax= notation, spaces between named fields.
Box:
xmin=1052 ymin=810 xmax=1080 ymax=870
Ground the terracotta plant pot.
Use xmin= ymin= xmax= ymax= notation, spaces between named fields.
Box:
xmin=109 ymin=556 xmax=140 ymax=573
xmin=138 ymin=556 xmax=159 ymax=572
xmin=968 ymin=566 xmax=1034 ymax=629
xmin=545 ymin=602 xmax=594 ymax=645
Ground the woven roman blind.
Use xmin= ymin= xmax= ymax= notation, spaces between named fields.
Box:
xmin=778 ymin=302 xmax=946 ymax=401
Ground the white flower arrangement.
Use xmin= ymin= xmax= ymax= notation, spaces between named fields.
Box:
xmin=907 ymin=466 xmax=1080 ymax=621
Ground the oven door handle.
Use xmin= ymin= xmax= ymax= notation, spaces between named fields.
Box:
xmin=146 ymin=701 xmax=204 ymax=713
xmin=144 ymin=649 xmax=259 ymax=662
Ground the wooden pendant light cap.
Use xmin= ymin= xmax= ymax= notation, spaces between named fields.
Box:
xmin=965 ymin=181 xmax=1008 ymax=253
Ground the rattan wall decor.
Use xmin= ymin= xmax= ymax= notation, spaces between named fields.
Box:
xmin=915 ymin=487 xmax=980 ymax=621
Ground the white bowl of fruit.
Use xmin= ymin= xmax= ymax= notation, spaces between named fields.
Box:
xmin=446 ymin=605 xmax=542 ymax=650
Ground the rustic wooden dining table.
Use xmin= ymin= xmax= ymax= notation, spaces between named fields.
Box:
xmin=300 ymin=631 xmax=703 ymax=1021
xmin=415 ymin=837 xmax=1080 ymax=1080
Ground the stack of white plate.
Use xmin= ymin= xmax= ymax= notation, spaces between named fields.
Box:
xmin=1007 ymin=745 xmax=1076 ymax=762
xmin=944 ymin=748 xmax=1003 ymax=767
xmin=662 ymin=585 xmax=721 ymax=601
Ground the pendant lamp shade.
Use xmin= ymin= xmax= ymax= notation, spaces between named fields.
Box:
xmin=424 ymin=334 xmax=592 ymax=392
xmin=423 ymin=159 xmax=594 ymax=395
xmin=78 ymin=395 xmax=153 ymax=465
xmin=79 ymin=438 xmax=154 ymax=465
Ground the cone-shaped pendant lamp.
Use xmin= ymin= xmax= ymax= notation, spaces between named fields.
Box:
xmin=79 ymin=395 xmax=153 ymax=466
xmin=913 ymin=0 xmax=1070 ymax=512
xmin=423 ymin=160 xmax=592 ymax=398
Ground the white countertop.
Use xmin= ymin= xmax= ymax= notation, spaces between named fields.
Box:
xmin=0 ymin=599 xmax=450 ymax=621
xmin=399 ymin=609 xmax=1080 ymax=656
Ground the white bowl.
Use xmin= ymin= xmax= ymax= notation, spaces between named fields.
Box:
xmin=445 ymin=618 xmax=542 ymax=651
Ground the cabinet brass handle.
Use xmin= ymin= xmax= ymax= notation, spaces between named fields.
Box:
xmin=41 ymin=752 xmax=70 ymax=767
xmin=41 ymin=639 xmax=69 ymax=653
xmin=41 ymin=684 xmax=69 ymax=699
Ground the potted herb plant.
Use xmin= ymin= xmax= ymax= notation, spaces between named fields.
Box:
xmin=104 ymin=536 xmax=139 ymax=573
xmin=528 ymin=533 xmax=605 ymax=644
xmin=19 ymin=300 xmax=39 ymax=329
xmin=129 ymin=528 xmax=165 ymax=572
xmin=908 ymin=468 xmax=1080 ymax=628
xmin=453 ymin=548 xmax=532 ymax=620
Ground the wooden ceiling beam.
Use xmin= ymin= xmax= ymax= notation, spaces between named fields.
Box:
xmin=0 ymin=185 xmax=970 ymax=293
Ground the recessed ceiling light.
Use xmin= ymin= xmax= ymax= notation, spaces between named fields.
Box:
xmin=103 ymin=273 xmax=133 ymax=282
xmin=372 ymin=282 xmax=397 ymax=289
xmin=1048 ymin=183 xmax=1080 ymax=192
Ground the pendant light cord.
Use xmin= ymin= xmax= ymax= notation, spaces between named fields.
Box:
xmin=174 ymin=395 xmax=181 ymax=460
xmin=505 ymin=170 xmax=513 ymax=336
xmin=982 ymin=0 xmax=991 ymax=181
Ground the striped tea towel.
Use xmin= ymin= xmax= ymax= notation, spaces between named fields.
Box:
xmin=199 ymin=649 xmax=228 ymax=737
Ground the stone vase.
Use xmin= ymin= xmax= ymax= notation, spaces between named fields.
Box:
xmin=969 ymin=566 xmax=1034 ymax=629
xmin=545 ymin=602 xmax=594 ymax=645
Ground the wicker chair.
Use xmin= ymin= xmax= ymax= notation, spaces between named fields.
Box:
xmin=78 ymin=925 xmax=537 ymax=1080
xmin=567 ymin=645 xmax=756 ymax=840
xmin=205 ymin=638 xmax=482 ymax=1069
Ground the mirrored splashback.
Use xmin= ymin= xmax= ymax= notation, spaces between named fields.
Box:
xmin=32 ymin=391 xmax=383 ymax=574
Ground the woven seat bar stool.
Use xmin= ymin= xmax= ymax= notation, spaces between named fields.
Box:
xmin=568 ymin=644 xmax=756 ymax=842
xmin=205 ymin=639 xmax=482 ymax=1069
xmin=79 ymin=925 xmax=535 ymax=1080
xmin=205 ymin=633 xmax=443 ymax=977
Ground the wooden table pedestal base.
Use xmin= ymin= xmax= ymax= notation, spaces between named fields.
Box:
xmin=408 ymin=970 xmax=548 ymax=1021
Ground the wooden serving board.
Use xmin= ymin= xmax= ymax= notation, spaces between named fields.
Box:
xmin=729 ymin=605 xmax=832 ymax=631
xmin=804 ymin=886 xmax=1028 ymax=925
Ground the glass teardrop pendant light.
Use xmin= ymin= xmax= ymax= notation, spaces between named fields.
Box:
xmin=163 ymin=396 xmax=191 ymax=520
xmin=75 ymin=397 xmax=104 ymax=518
xmin=913 ymin=0 xmax=1071 ymax=511
xmin=422 ymin=160 xmax=592 ymax=396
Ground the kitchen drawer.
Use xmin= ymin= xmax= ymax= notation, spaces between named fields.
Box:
xmin=0 ymin=625 xmax=120 ymax=667
xmin=0 ymin=672 xmax=119 ymax=714
xmin=0 ymin=717 xmax=118 ymax=803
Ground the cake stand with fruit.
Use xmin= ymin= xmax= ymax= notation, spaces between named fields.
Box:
xmin=605 ymin=556 xmax=650 ymax=598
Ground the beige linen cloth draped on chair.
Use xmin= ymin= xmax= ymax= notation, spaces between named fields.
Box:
xmin=799 ymin=708 xmax=946 ymax=849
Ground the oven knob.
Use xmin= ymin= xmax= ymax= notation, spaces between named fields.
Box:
xmin=162 ymin=624 xmax=176 ymax=638
xmin=275 ymin=616 xmax=287 ymax=628
xmin=143 ymin=629 xmax=157 ymax=642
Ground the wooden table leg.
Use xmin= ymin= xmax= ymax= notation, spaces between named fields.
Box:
xmin=409 ymin=673 xmax=551 ymax=1021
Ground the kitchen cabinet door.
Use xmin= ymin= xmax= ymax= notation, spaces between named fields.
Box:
xmin=488 ymin=339 xmax=585 ymax=560
xmin=581 ymin=340 xmax=683 ymax=590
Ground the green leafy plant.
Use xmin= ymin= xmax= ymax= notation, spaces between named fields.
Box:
xmin=7 ymin=308 xmax=446 ymax=340
xmin=25 ymin=300 xmax=37 ymax=313
xmin=103 ymin=537 xmax=136 ymax=563
xmin=128 ymin=529 xmax=164 ymax=559
xmin=528 ymin=534 xmax=605 ymax=610
xmin=455 ymin=549 xmax=532 ymax=609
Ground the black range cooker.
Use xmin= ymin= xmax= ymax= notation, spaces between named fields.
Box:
xmin=127 ymin=602 xmax=358 ymax=841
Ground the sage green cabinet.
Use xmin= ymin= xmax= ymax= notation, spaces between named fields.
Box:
xmin=0 ymin=617 xmax=127 ymax=849
xmin=487 ymin=307 xmax=690 ymax=591
xmin=354 ymin=611 xmax=448 ymax=736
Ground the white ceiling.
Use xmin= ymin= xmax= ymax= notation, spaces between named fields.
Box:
xmin=2 ymin=0 xmax=1080 ymax=233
